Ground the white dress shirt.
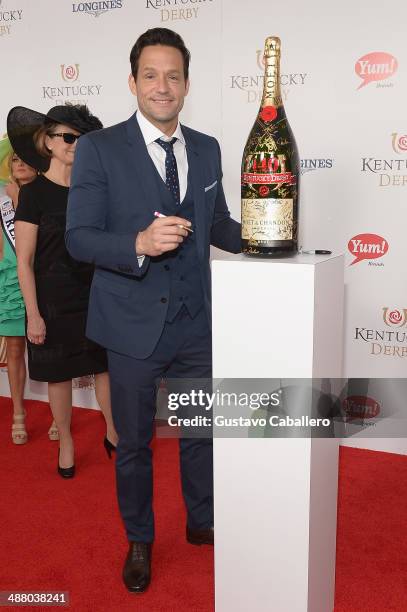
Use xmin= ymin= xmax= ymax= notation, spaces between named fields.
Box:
xmin=136 ymin=110 xmax=188 ymax=204
xmin=135 ymin=111 xmax=188 ymax=265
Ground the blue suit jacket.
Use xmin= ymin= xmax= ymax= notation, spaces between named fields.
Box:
xmin=66 ymin=112 xmax=241 ymax=359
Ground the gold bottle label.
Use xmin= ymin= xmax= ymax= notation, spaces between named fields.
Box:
xmin=242 ymin=198 xmax=293 ymax=242
xmin=262 ymin=36 xmax=282 ymax=109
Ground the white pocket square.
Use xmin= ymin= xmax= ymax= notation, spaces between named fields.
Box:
xmin=204 ymin=180 xmax=217 ymax=192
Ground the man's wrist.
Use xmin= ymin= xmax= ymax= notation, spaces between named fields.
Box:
xmin=135 ymin=231 xmax=145 ymax=256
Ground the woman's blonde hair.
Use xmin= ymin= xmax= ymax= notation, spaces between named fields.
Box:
xmin=7 ymin=150 xmax=19 ymax=185
xmin=6 ymin=149 xmax=35 ymax=187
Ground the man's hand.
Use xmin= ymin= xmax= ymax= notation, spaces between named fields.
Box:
xmin=135 ymin=216 xmax=191 ymax=257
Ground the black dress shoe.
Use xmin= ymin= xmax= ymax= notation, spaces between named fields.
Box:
xmin=186 ymin=526 xmax=214 ymax=545
xmin=123 ymin=542 xmax=152 ymax=593
xmin=103 ymin=437 xmax=117 ymax=459
xmin=57 ymin=450 xmax=75 ymax=479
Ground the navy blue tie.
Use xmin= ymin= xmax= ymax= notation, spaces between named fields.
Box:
xmin=155 ymin=137 xmax=180 ymax=206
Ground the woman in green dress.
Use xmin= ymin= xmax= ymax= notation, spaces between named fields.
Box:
xmin=0 ymin=145 xmax=36 ymax=443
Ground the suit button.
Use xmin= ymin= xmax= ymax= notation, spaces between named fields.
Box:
xmin=160 ymin=297 xmax=167 ymax=304
xmin=164 ymin=265 xmax=170 ymax=271
xmin=179 ymin=276 xmax=184 ymax=281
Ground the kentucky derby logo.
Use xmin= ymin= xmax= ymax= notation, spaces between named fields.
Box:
xmin=42 ymin=64 xmax=102 ymax=105
xmin=391 ymin=133 xmax=407 ymax=155
xmin=383 ymin=308 xmax=407 ymax=328
xmin=61 ymin=64 xmax=80 ymax=82
xmin=0 ymin=1 xmax=23 ymax=35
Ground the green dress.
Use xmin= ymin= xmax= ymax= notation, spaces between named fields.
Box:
xmin=0 ymin=194 xmax=25 ymax=337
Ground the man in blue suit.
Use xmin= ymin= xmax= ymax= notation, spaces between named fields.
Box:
xmin=66 ymin=27 xmax=240 ymax=593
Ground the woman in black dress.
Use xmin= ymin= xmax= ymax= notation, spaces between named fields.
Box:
xmin=8 ymin=104 xmax=118 ymax=477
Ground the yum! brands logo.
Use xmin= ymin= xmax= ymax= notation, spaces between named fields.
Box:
xmin=72 ymin=375 xmax=95 ymax=390
xmin=343 ymin=396 xmax=380 ymax=421
xmin=354 ymin=307 xmax=407 ymax=359
xmin=348 ymin=233 xmax=388 ymax=266
xmin=355 ymin=52 xmax=398 ymax=90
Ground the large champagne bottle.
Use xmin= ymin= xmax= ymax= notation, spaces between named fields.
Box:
xmin=241 ymin=36 xmax=300 ymax=255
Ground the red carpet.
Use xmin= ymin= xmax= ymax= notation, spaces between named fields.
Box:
xmin=1 ymin=398 xmax=407 ymax=611
xmin=0 ymin=398 xmax=213 ymax=612
xmin=335 ymin=446 xmax=407 ymax=611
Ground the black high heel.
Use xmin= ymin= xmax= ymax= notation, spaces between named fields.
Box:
xmin=103 ymin=437 xmax=117 ymax=459
xmin=57 ymin=449 xmax=75 ymax=479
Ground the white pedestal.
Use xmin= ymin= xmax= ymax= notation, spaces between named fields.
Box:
xmin=212 ymin=253 xmax=344 ymax=612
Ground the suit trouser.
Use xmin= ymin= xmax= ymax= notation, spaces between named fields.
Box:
xmin=107 ymin=307 xmax=213 ymax=542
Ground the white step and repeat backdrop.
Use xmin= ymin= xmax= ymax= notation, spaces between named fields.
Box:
xmin=1 ymin=1 xmax=406 ymax=447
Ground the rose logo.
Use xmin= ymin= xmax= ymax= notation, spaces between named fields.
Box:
xmin=389 ymin=310 xmax=402 ymax=324
xmin=61 ymin=64 xmax=80 ymax=82
xmin=398 ymin=136 xmax=407 ymax=150
xmin=65 ymin=66 xmax=76 ymax=79
xmin=383 ymin=307 xmax=407 ymax=327
xmin=391 ymin=133 xmax=407 ymax=154
xmin=259 ymin=186 xmax=269 ymax=197
xmin=260 ymin=106 xmax=277 ymax=123
xmin=256 ymin=50 xmax=266 ymax=71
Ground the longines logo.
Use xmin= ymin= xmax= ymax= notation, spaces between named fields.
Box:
xmin=355 ymin=52 xmax=397 ymax=90
xmin=145 ymin=0 xmax=214 ymax=23
xmin=61 ymin=64 xmax=80 ymax=82
xmin=361 ymin=133 xmax=407 ymax=187
xmin=300 ymin=158 xmax=333 ymax=175
xmin=72 ymin=1 xmax=123 ymax=17
xmin=230 ymin=50 xmax=307 ymax=104
xmin=41 ymin=64 xmax=102 ymax=105
xmin=0 ymin=0 xmax=23 ymax=37
xmin=354 ymin=308 xmax=407 ymax=358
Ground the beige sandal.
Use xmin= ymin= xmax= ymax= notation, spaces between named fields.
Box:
xmin=12 ymin=412 xmax=27 ymax=445
xmin=48 ymin=420 xmax=59 ymax=441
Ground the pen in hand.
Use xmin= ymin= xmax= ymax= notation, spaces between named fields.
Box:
xmin=154 ymin=211 xmax=194 ymax=233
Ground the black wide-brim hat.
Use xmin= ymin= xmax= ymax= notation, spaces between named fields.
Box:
xmin=7 ymin=104 xmax=103 ymax=172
